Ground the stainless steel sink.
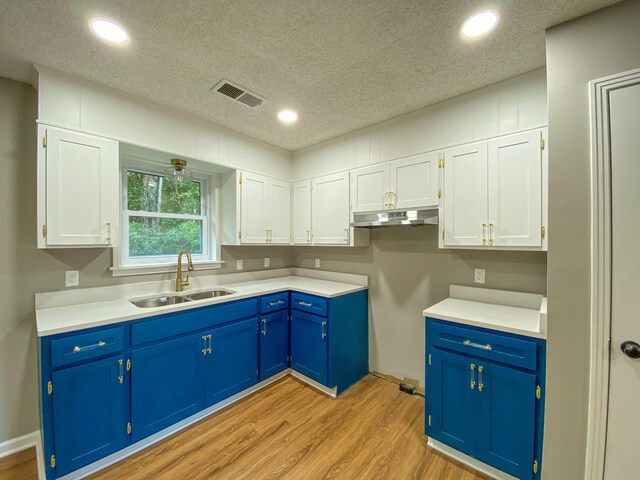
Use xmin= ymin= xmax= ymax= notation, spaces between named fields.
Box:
xmin=187 ymin=289 xmax=235 ymax=301
xmin=131 ymin=295 xmax=192 ymax=308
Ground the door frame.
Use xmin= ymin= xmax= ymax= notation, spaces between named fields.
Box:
xmin=586 ymin=67 xmax=640 ymax=480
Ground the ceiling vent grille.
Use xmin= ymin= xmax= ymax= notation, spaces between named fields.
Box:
xmin=213 ymin=80 xmax=264 ymax=108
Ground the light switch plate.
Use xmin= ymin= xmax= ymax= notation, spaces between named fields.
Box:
xmin=65 ymin=270 xmax=80 ymax=287
xmin=474 ymin=268 xmax=485 ymax=284
xmin=315 ymin=258 xmax=320 ymax=268
xmin=264 ymin=258 xmax=270 ymax=268
xmin=236 ymin=260 xmax=244 ymax=270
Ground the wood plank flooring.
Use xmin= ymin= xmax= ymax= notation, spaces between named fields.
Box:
xmin=90 ymin=375 xmax=487 ymax=480
xmin=0 ymin=447 xmax=37 ymax=480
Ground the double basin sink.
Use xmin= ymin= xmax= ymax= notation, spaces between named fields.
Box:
xmin=130 ymin=289 xmax=235 ymax=308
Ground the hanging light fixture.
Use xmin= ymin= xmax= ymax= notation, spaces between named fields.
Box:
xmin=167 ymin=159 xmax=193 ymax=185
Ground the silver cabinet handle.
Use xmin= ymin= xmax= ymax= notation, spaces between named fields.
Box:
xmin=202 ymin=335 xmax=207 ymax=356
xmin=307 ymin=229 xmax=311 ymax=244
xmin=463 ymin=339 xmax=492 ymax=351
xmin=106 ymin=222 xmax=112 ymax=243
xmin=73 ymin=340 xmax=106 ymax=353
xmin=261 ymin=319 xmax=267 ymax=336
xmin=489 ymin=223 xmax=495 ymax=245
xmin=344 ymin=227 xmax=349 ymax=243
xmin=269 ymin=300 xmax=285 ymax=307
xmin=470 ymin=363 xmax=476 ymax=390
xmin=298 ymin=301 xmax=313 ymax=307
xmin=321 ymin=321 xmax=327 ymax=339
xmin=118 ymin=359 xmax=124 ymax=384
xmin=388 ymin=191 xmax=396 ymax=208
xmin=482 ymin=224 xmax=487 ymax=245
xmin=478 ymin=365 xmax=484 ymax=392
xmin=207 ymin=334 xmax=212 ymax=354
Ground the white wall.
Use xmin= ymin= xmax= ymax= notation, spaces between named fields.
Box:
xmin=293 ymin=69 xmax=547 ymax=180
xmin=35 ymin=66 xmax=293 ymax=181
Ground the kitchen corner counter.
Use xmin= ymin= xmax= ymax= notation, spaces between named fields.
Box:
xmin=36 ymin=269 xmax=367 ymax=337
xmin=423 ymin=285 xmax=547 ymax=339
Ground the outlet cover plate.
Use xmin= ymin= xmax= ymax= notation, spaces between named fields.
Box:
xmin=474 ymin=268 xmax=485 ymax=284
xmin=236 ymin=260 xmax=244 ymax=270
xmin=65 ymin=270 xmax=80 ymax=287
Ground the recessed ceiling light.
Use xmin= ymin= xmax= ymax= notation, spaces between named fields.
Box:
xmin=89 ymin=18 xmax=128 ymax=44
xmin=461 ymin=10 xmax=499 ymax=38
xmin=277 ymin=109 xmax=298 ymax=124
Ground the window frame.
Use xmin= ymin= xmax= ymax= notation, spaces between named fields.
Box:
xmin=112 ymin=158 xmax=222 ymax=276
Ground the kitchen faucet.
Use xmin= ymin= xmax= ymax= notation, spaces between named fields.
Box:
xmin=175 ymin=249 xmax=195 ymax=292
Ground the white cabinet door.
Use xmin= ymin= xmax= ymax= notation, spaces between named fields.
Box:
xmin=45 ymin=126 xmax=118 ymax=246
xmin=312 ymin=172 xmax=350 ymax=245
xmin=240 ymin=171 xmax=268 ymax=244
xmin=351 ymin=164 xmax=389 ymax=213
xmin=293 ymin=180 xmax=312 ymax=245
xmin=443 ymin=142 xmax=488 ymax=247
xmin=389 ymin=152 xmax=439 ymax=209
xmin=487 ymin=131 xmax=542 ymax=247
xmin=267 ymin=178 xmax=291 ymax=244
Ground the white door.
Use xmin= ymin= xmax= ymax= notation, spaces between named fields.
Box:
xmin=604 ymin=81 xmax=640 ymax=480
xmin=443 ymin=142 xmax=488 ymax=247
xmin=267 ymin=178 xmax=291 ymax=244
xmin=389 ymin=151 xmax=439 ymax=209
xmin=351 ymin=163 xmax=389 ymax=213
xmin=293 ymin=180 xmax=312 ymax=245
xmin=240 ymin=171 xmax=268 ymax=244
xmin=487 ymin=130 xmax=542 ymax=247
xmin=312 ymin=172 xmax=350 ymax=245
xmin=46 ymin=127 xmax=117 ymax=246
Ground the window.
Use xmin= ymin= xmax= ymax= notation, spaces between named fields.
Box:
xmin=117 ymin=164 xmax=218 ymax=272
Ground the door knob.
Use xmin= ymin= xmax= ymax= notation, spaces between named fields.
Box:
xmin=621 ymin=341 xmax=640 ymax=359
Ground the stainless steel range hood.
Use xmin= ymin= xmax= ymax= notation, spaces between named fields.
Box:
xmin=350 ymin=208 xmax=439 ymax=228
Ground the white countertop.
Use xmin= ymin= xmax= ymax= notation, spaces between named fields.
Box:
xmin=423 ymin=285 xmax=547 ymax=339
xmin=36 ymin=270 xmax=367 ymax=337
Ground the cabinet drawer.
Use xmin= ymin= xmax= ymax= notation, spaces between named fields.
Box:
xmin=291 ymin=292 xmax=328 ymax=317
xmin=429 ymin=320 xmax=537 ymax=371
xmin=51 ymin=326 xmax=124 ymax=368
xmin=260 ymin=292 xmax=289 ymax=313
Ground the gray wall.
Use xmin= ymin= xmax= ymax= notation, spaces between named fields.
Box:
xmin=292 ymin=228 xmax=547 ymax=387
xmin=0 ymin=76 xmax=293 ymax=444
xmin=544 ymin=1 xmax=640 ymax=478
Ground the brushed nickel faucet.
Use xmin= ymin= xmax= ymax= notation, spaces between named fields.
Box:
xmin=175 ymin=249 xmax=194 ymax=292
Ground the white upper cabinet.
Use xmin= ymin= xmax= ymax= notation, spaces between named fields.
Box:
xmin=38 ymin=125 xmax=118 ymax=248
xmin=487 ymin=131 xmax=542 ymax=247
xmin=443 ymin=142 xmax=488 ymax=247
xmin=442 ymin=129 xmax=546 ymax=249
xmin=239 ymin=171 xmax=290 ymax=244
xmin=293 ymin=180 xmax=312 ymax=245
xmin=351 ymin=164 xmax=389 ymax=213
xmin=389 ymin=152 xmax=439 ymax=209
xmin=312 ymin=172 xmax=350 ymax=245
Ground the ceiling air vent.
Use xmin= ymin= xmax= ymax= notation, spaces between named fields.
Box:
xmin=213 ymin=80 xmax=264 ymax=108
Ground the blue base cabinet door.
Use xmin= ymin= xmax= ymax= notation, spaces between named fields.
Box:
xmin=205 ymin=318 xmax=258 ymax=406
xmin=52 ymin=355 xmax=128 ymax=476
xmin=428 ymin=349 xmax=478 ymax=457
xmin=260 ymin=310 xmax=289 ymax=380
xmin=131 ymin=333 xmax=206 ymax=442
xmin=477 ymin=361 xmax=536 ymax=479
xmin=290 ymin=311 xmax=328 ymax=385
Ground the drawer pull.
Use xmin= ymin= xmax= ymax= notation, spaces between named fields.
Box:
xmin=262 ymin=319 xmax=267 ymax=336
xmin=207 ymin=334 xmax=212 ymax=354
xmin=478 ymin=365 xmax=484 ymax=392
xmin=321 ymin=321 xmax=327 ymax=339
xmin=470 ymin=364 xmax=476 ymax=390
xmin=118 ymin=359 xmax=123 ymax=384
xmin=298 ymin=301 xmax=313 ymax=308
xmin=268 ymin=300 xmax=285 ymax=307
xmin=463 ymin=339 xmax=492 ymax=351
xmin=72 ymin=340 xmax=106 ymax=353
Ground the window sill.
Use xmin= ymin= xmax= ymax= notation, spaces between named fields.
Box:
xmin=110 ymin=260 xmax=224 ymax=277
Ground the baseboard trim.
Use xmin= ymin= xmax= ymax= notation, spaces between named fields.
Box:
xmin=0 ymin=429 xmax=45 ymax=480
xmin=59 ymin=370 xmax=290 ymax=480
xmin=427 ymin=438 xmax=517 ymax=480
xmin=290 ymin=370 xmax=337 ymax=397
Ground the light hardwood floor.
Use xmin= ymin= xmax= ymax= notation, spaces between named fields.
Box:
xmin=1 ymin=375 xmax=488 ymax=479
xmin=0 ymin=447 xmax=37 ymax=480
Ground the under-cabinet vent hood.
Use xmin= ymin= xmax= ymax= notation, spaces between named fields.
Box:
xmin=351 ymin=208 xmax=439 ymax=228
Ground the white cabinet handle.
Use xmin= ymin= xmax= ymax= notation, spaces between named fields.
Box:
xmin=489 ymin=223 xmax=494 ymax=245
xmin=306 ymin=229 xmax=311 ymax=244
xmin=106 ymin=222 xmax=112 ymax=243
xmin=482 ymin=224 xmax=487 ymax=245
xmin=344 ymin=227 xmax=349 ymax=243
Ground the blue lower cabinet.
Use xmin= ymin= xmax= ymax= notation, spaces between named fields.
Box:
xmin=131 ymin=333 xmax=206 ymax=442
xmin=259 ymin=310 xmax=289 ymax=380
xmin=428 ymin=349 xmax=478 ymax=457
xmin=205 ymin=318 xmax=259 ymax=406
xmin=477 ymin=361 xmax=536 ymax=479
xmin=426 ymin=317 xmax=545 ymax=480
xmin=51 ymin=354 xmax=129 ymax=476
xmin=290 ymin=311 xmax=328 ymax=385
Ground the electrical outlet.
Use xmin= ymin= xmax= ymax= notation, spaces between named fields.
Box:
xmin=264 ymin=257 xmax=270 ymax=268
xmin=236 ymin=260 xmax=244 ymax=270
xmin=474 ymin=268 xmax=486 ymax=284
xmin=65 ymin=270 xmax=80 ymax=287
xmin=315 ymin=258 xmax=320 ymax=268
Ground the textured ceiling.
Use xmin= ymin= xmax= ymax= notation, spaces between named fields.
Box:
xmin=0 ymin=0 xmax=620 ymax=151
